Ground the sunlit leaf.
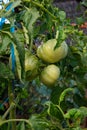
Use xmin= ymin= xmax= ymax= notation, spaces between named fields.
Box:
xmin=59 ymin=88 xmax=74 ymax=105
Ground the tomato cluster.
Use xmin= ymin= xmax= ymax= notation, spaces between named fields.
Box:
xmin=24 ymin=39 xmax=68 ymax=86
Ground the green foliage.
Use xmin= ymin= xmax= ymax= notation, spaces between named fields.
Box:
xmin=0 ymin=34 xmax=12 ymax=55
xmin=65 ymin=107 xmax=87 ymax=128
xmin=29 ymin=115 xmax=50 ymax=130
xmin=21 ymin=8 xmax=39 ymax=33
xmin=81 ymin=0 xmax=87 ymax=7
xmin=46 ymin=101 xmax=64 ymax=123
xmin=0 ymin=62 xmax=14 ymax=79
xmin=59 ymin=88 xmax=74 ymax=106
xmin=17 ymin=122 xmax=26 ymax=130
xmin=0 ymin=0 xmax=87 ymax=130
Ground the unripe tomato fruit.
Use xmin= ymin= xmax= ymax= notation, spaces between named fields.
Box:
xmin=40 ymin=64 xmax=60 ymax=86
xmin=25 ymin=50 xmax=38 ymax=72
xmin=25 ymin=49 xmax=39 ymax=81
xmin=37 ymin=39 xmax=68 ymax=63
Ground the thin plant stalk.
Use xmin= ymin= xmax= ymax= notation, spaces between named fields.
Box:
xmin=8 ymin=80 xmax=16 ymax=130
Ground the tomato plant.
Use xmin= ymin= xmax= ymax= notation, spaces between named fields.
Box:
xmin=0 ymin=0 xmax=87 ymax=130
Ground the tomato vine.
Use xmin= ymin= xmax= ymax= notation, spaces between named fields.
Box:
xmin=0 ymin=0 xmax=87 ymax=130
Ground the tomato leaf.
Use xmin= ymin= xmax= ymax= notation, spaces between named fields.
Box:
xmin=58 ymin=11 xmax=66 ymax=22
xmin=21 ymin=8 xmax=39 ymax=34
xmin=0 ymin=34 xmax=12 ymax=54
xmin=45 ymin=101 xmax=64 ymax=124
xmin=12 ymin=30 xmax=25 ymax=81
xmin=29 ymin=115 xmax=50 ymax=130
xmin=0 ymin=62 xmax=14 ymax=79
xmin=59 ymin=88 xmax=74 ymax=106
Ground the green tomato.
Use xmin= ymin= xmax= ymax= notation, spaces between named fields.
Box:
xmin=40 ymin=64 xmax=60 ymax=86
xmin=25 ymin=50 xmax=38 ymax=72
xmin=25 ymin=50 xmax=39 ymax=81
xmin=37 ymin=39 xmax=68 ymax=63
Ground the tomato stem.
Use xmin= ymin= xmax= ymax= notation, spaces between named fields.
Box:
xmin=0 ymin=118 xmax=32 ymax=128
xmin=2 ymin=102 xmax=15 ymax=120
xmin=23 ymin=0 xmax=57 ymax=20
xmin=8 ymin=80 xmax=16 ymax=130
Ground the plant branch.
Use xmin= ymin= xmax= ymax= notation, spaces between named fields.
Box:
xmin=56 ymin=105 xmax=70 ymax=129
xmin=0 ymin=118 xmax=32 ymax=128
xmin=23 ymin=0 xmax=57 ymax=20
xmin=8 ymin=80 xmax=16 ymax=130
xmin=2 ymin=102 xmax=16 ymax=120
xmin=56 ymin=105 xmax=65 ymax=118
